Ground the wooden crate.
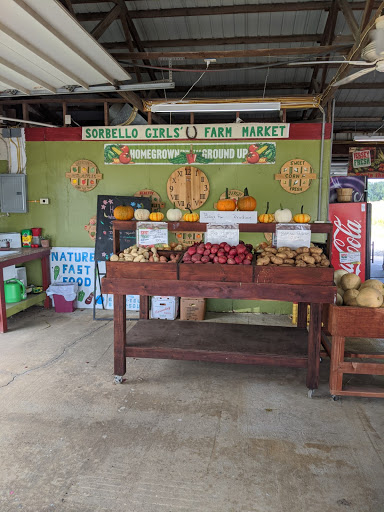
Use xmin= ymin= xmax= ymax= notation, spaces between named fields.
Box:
xmin=254 ymin=266 xmax=334 ymax=286
xmin=323 ymin=304 xmax=384 ymax=338
xmin=106 ymin=261 xmax=178 ymax=280
xmin=179 ymin=261 xmax=253 ymax=283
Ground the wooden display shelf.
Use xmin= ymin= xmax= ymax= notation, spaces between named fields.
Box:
xmin=322 ymin=305 xmax=384 ymax=398
xmin=125 ymin=320 xmax=309 ymax=368
xmin=103 ymin=221 xmax=336 ymax=392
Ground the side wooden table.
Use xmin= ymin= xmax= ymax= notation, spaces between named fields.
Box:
xmin=322 ymin=305 xmax=384 ymax=398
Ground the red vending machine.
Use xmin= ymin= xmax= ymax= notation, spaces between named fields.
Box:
xmin=329 ymin=202 xmax=371 ymax=281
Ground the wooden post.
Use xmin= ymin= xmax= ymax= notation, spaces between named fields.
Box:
xmin=236 ymin=111 xmax=240 ymax=120
xmin=297 ymin=302 xmax=309 ymax=328
xmin=104 ymin=101 xmax=109 ymax=126
xmin=147 ymin=111 xmax=152 ymax=125
xmin=22 ymin=103 xmax=29 ymax=128
xmin=114 ymin=294 xmax=126 ymax=376
xmin=41 ymin=254 xmax=51 ymax=309
xmin=139 ymin=296 xmax=149 ymax=319
xmin=0 ymin=265 xmax=7 ymax=333
xmin=62 ymin=102 xmax=67 ymax=127
xmin=190 ymin=112 xmax=194 ymax=124
xmin=307 ymin=302 xmax=322 ymax=390
xmin=282 ymin=109 xmax=287 ymax=122
xmin=329 ymin=335 xmax=345 ymax=394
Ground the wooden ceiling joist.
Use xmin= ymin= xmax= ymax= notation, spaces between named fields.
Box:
xmin=75 ymin=1 xmax=380 ymax=21
xmin=337 ymin=0 xmax=360 ymax=41
xmin=90 ymin=4 xmax=121 ymax=40
xmin=115 ymin=45 xmax=351 ymax=61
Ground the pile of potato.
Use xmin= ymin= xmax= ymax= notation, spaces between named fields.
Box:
xmin=256 ymin=245 xmax=330 ymax=267
xmin=110 ymin=245 xmax=181 ymax=263
xmin=335 ymin=271 xmax=384 ymax=308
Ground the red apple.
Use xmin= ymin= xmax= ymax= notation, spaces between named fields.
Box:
xmin=227 ymin=258 xmax=236 ymax=265
xmin=243 ymin=259 xmax=252 ymax=265
xmin=210 ymin=245 xmax=219 ymax=254
xmin=201 ymin=255 xmax=210 ymax=263
xmin=245 ymin=253 xmax=253 ymax=261
xmin=196 ymin=246 xmax=205 ymax=255
xmin=191 ymin=253 xmax=202 ymax=262
xmin=209 ymin=253 xmax=215 ymax=260
xmin=218 ymin=256 xmax=227 ymax=264
xmin=204 ymin=242 xmax=212 ymax=250
xmin=235 ymin=255 xmax=243 ymax=264
xmin=183 ymin=253 xmax=191 ymax=261
xmin=229 ymin=248 xmax=237 ymax=257
xmin=224 ymin=244 xmax=231 ymax=253
xmin=236 ymin=244 xmax=246 ymax=254
xmin=213 ymin=256 xmax=219 ymax=263
xmin=219 ymin=242 xmax=226 ymax=248
xmin=188 ymin=246 xmax=197 ymax=256
xmin=203 ymin=249 xmax=211 ymax=256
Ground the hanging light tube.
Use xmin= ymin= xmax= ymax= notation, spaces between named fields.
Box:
xmin=151 ymin=101 xmax=281 ymax=113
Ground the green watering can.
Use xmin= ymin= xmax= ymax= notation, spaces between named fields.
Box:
xmin=4 ymin=279 xmax=26 ymax=303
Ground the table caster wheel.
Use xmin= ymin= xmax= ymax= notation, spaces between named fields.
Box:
xmin=307 ymin=389 xmax=315 ymax=398
xmin=114 ymin=375 xmax=123 ymax=384
xmin=331 ymin=395 xmax=340 ymax=401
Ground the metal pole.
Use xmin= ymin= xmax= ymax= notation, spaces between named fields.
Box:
xmin=317 ymin=106 xmax=326 ymax=221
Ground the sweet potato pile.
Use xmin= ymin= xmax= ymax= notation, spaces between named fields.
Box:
xmin=256 ymin=246 xmax=330 ymax=267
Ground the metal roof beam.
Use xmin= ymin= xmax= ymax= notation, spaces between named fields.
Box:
xmin=12 ymin=0 xmax=118 ymax=86
xmin=0 ymin=77 xmax=30 ymax=95
xmin=0 ymin=22 xmax=89 ymax=90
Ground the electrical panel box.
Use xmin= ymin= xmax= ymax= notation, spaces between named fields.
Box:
xmin=0 ymin=174 xmax=27 ymax=213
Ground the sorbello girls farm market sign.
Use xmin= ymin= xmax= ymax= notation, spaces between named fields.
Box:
xmin=82 ymin=123 xmax=288 ymax=166
xmin=82 ymin=123 xmax=289 ymax=141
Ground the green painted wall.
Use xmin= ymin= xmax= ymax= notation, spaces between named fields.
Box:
xmin=1 ymin=136 xmax=331 ymax=314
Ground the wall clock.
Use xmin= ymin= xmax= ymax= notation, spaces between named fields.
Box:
xmin=167 ymin=166 xmax=210 ymax=210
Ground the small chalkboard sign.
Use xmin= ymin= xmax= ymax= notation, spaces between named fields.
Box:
xmin=95 ymin=195 xmax=151 ymax=261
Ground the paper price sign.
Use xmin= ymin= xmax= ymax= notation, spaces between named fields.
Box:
xmin=275 ymin=223 xmax=311 ymax=249
xmin=136 ymin=222 xmax=168 ymax=247
xmin=340 ymin=251 xmax=361 ymax=264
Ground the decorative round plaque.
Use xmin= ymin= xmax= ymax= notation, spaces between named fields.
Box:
xmin=167 ymin=166 xmax=210 ymax=210
xmin=275 ymin=159 xmax=316 ymax=194
xmin=134 ymin=189 xmax=165 ymax=212
xmin=66 ymin=159 xmax=103 ymax=192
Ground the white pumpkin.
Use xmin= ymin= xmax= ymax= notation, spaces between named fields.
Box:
xmin=166 ymin=207 xmax=183 ymax=221
xmin=274 ymin=205 xmax=292 ymax=223
xmin=134 ymin=208 xmax=150 ymax=221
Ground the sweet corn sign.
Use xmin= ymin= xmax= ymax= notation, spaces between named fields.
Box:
xmin=103 ymin=141 xmax=277 ymax=165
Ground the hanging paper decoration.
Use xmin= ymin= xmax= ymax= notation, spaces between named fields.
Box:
xmin=275 ymin=159 xmax=316 ymax=194
xmin=134 ymin=189 xmax=165 ymax=212
xmin=66 ymin=160 xmax=103 ymax=192
xmin=84 ymin=215 xmax=97 ymax=241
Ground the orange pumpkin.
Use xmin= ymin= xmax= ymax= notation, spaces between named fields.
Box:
xmin=258 ymin=202 xmax=274 ymax=223
xmin=237 ymin=188 xmax=257 ymax=211
xmin=217 ymin=188 xmax=236 ymax=211
xmin=149 ymin=212 xmax=165 ymax=221
xmin=293 ymin=205 xmax=311 ymax=224
xmin=113 ymin=205 xmax=134 ymax=220
xmin=183 ymin=208 xmax=199 ymax=222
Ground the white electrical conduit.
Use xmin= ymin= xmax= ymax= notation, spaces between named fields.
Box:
xmin=0 ymin=116 xmax=58 ymax=127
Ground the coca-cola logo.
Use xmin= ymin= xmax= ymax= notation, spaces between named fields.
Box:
xmin=333 ymin=216 xmax=362 ymax=275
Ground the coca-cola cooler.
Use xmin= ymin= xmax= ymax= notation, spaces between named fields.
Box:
xmin=329 ymin=202 xmax=372 ymax=281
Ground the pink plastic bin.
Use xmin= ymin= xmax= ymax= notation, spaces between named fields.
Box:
xmin=53 ymin=294 xmax=75 ymax=313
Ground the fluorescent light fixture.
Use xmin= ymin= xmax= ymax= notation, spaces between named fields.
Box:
xmin=353 ymin=134 xmax=384 ymax=142
xmin=151 ymin=102 xmax=281 ymax=113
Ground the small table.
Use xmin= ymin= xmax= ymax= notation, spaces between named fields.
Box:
xmin=322 ymin=305 xmax=384 ymax=398
xmin=0 ymin=247 xmax=51 ymax=333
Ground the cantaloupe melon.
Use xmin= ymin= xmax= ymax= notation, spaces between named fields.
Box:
xmin=360 ymin=279 xmax=384 ymax=293
xmin=336 ymin=293 xmax=343 ymax=305
xmin=340 ymin=273 xmax=361 ymax=291
xmin=334 ymin=269 xmax=349 ymax=286
xmin=337 ymin=287 xmax=345 ymax=297
xmin=356 ymin=288 xmax=383 ymax=308
xmin=343 ymin=289 xmax=359 ymax=306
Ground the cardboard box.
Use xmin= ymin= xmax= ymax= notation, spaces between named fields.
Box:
xmin=180 ymin=297 xmax=206 ymax=321
xmin=151 ymin=296 xmax=179 ymax=320
xmin=0 ymin=232 xmax=21 ymax=248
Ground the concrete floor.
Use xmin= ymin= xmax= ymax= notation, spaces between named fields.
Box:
xmin=0 ymin=307 xmax=383 ymax=512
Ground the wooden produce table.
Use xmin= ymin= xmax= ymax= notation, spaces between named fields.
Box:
xmin=322 ymin=305 xmax=384 ymax=398
xmin=0 ymin=247 xmax=51 ymax=333
xmin=102 ymin=221 xmax=336 ymax=394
